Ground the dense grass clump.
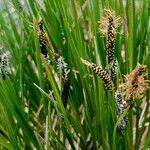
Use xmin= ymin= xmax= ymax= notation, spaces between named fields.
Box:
xmin=0 ymin=0 xmax=149 ymax=149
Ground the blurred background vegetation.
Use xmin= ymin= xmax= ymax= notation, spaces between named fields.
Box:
xmin=0 ymin=0 xmax=149 ymax=149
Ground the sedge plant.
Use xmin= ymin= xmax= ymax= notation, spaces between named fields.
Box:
xmin=0 ymin=0 xmax=149 ymax=149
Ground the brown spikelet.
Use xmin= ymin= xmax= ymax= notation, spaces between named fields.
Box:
xmin=122 ymin=63 xmax=149 ymax=101
xmin=37 ymin=18 xmax=60 ymax=60
xmin=37 ymin=18 xmax=48 ymax=57
xmin=99 ymin=9 xmax=121 ymax=64
xmin=81 ymin=58 xmax=114 ymax=91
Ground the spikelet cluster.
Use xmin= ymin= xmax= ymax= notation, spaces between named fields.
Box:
xmin=99 ymin=9 xmax=121 ymax=64
xmin=81 ymin=59 xmax=114 ymax=91
xmin=115 ymin=91 xmax=128 ymax=132
xmin=57 ymin=56 xmax=70 ymax=107
xmin=122 ymin=63 xmax=149 ymax=101
xmin=37 ymin=18 xmax=48 ymax=57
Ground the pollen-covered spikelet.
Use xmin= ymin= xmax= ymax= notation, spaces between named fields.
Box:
xmin=122 ymin=63 xmax=149 ymax=101
xmin=37 ymin=17 xmax=48 ymax=57
xmin=81 ymin=58 xmax=114 ymax=91
xmin=99 ymin=9 xmax=121 ymax=64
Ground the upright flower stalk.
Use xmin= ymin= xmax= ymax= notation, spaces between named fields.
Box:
xmin=99 ymin=9 xmax=121 ymax=78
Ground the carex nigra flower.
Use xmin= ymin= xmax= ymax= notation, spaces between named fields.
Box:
xmin=122 ymin=63 xmax=149 ymax=104
xmin=81 ymin=58 xmax=114 ymax=91
xmin=99 ymin=9 xmax=121 ymax=64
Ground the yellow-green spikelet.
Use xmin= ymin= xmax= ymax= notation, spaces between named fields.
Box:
xmin=81 ymin=59 xmax=114 ymax=91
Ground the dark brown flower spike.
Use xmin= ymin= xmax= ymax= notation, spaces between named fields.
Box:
xmin=99 ymin=9 xmax=121 ymax=64
xmin=37 ymin=17 xmax=60 ymax=61
xmin=37 ymin=17 xmax=48 ymax=57
xmin=61 ymin=75 xmax=70 ymax=108
xmin=81 ymin=58 xmax=114 ymax=91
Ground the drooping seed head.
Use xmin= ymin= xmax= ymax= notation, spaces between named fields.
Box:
xmin=81 ymin=58 xmax=114 ymax=91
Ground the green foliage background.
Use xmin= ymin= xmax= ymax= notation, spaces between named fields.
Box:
xmin=0 ymin=0 xmax=149 ymax=149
